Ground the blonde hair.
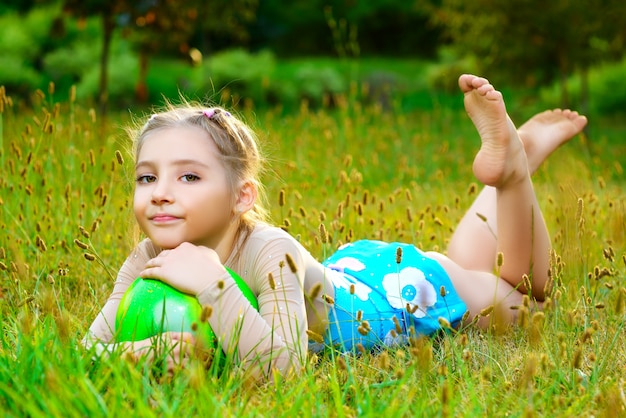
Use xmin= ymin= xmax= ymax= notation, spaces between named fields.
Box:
xmin=130 ymin=101 xmax=269 ymax=238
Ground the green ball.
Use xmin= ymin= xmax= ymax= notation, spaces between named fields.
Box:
xmin=115 ymin=267 xmax=258 ymax=348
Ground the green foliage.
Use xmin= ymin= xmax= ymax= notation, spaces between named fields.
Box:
xmin=292 ymin=66 xmax=346 ymax=105
xmin=586 ymin=59 xmax=626 ymax=114
xmin=44 ymin=40 xmax=100 ymax=91
xmin=0 ymin=4 xmax=62 ymax=93
xmin=200 ymin=49 xmax=276 ymax=106
xmin=75 ymin=38 xmax=138 ymax=106
xmin=249 ymin=0 xmax=440 ymax=57
xmin=424 ymin=0 xmax=626 ymax=89
xmin=425 ymin=47 xmax=480 ymax=93
xmin=539 ymin=57 xmax=626 ymax=115
xmin=0 ymin=56 xmax=42 ymax=91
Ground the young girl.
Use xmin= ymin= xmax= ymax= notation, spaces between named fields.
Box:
xmin=84 ymin=74 xmax=587 ymax=379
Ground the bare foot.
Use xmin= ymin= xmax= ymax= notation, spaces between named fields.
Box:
xmin=459 ymin=74 xmax=528 ymax=188
xmin=518 ymin=109 xmax=588 ymax=174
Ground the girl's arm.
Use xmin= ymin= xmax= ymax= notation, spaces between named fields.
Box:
xmin=82 ymin=239 xmax=155 ymax=350
xmin=85 ymin=235 xmax=310 ymax=380
xmin=197 ymin=236 xmax=309 ymax=380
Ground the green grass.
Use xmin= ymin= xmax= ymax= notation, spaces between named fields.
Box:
xmin=1 ymin=84 xmax=625 ymax=417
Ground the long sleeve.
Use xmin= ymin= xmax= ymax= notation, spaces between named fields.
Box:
xmin=83 ymin=239 xmax=157 ymax=346
xmin=83 ymin=225 xmax=326 ymax=381
xmin=197 ymin=234 xmax=308 ymax=379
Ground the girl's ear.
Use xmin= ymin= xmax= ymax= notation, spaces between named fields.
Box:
xmin=235 ymin=180 xmax=257 ymax=214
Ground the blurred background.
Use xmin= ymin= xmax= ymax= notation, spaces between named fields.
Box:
xmin=2 ymin=0 xmax=626 ymax=118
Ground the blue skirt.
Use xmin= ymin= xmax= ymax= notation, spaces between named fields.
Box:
xmin=320 ymin=240 xmax=467 ymax=352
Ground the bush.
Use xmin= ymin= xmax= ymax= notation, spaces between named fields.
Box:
xmin=201 ymin=49 xmax=276 ymax=107
xmin=0 ymin=6 xmax=61 ymax=94
xmin=43 ymin=41 xmax=100 ymax=92
xmin=539 ymin=57 xmax=626 ymax=115
xmin=76 ymin=38 xmax=138 ymax=107
xmin=42 ymin=16 xmax=104 ymax=96
xmin=425 ymin=47 xmax=478 ymax=94
xmin=589 ymin=58 xmax=626 ymax=114
xmin=292 ymin=66 xmax=346 ymax=106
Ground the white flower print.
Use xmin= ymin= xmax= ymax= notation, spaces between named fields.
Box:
xmin=382 ymin=267 xmax=437 ymax=318
xmin=325 ymin=260 xmax=372 ymax=302
xmin=328 ymin=256 xmax=365 ymax=272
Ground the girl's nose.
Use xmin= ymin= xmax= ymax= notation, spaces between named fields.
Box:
xmin=150 ymin=180 xmax=174 ymax=204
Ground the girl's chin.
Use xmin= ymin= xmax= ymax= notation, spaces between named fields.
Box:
xmin=149 ymin=237 xmax=184 ymax=250
xmin=150 ymin=236 xmax=203 ymax=250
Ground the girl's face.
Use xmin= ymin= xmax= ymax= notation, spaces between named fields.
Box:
xmin=133 ymin=126 xmax=234 ymax=250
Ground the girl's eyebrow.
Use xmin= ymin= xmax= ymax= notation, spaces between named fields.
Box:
xmin=135 ymin=159 xmax=211 ymax=170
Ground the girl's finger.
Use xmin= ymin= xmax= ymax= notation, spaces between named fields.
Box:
xmin=139 ymin=267 xmax=162 ymax=280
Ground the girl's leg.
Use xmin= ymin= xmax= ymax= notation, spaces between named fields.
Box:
xmin=426 ymin=251 xmax=522 ymax=327
xmin=439 ymin=75 xmax=557 ymax=309
xmin=447 ymin=108 xmax=588 ymax=273
xmin=461 ymin=74 xmax=550 ymax=299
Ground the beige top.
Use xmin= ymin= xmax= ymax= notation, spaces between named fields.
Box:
xmin=86 ymin=223 xmax=333 ymax=378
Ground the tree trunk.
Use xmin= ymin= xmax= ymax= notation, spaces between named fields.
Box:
xmin=559 ymin=70 xmax=569 ymax=109
xmin=98 ymin=12 xmax=115 ymax=116
xmin=580 ymin=65 xmax=590 ymax=138
xmin=135 ymin=49 xmax=150 ymax=103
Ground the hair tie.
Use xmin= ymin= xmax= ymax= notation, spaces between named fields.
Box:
xmin=203 ymin=109 xmax=231 ymax=120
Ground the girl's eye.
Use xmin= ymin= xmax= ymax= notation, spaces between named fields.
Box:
xmin=136 ymin=174 xmax=156 ymax=184
xmin=181 ymin=174 xmax=200 ymax=182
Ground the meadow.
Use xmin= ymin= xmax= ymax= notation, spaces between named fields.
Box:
xmin=0 ymin=82 xmax=625 ymax=417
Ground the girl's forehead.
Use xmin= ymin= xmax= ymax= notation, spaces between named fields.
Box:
xmin=137 ymin=126 xmax=219 ymax=161
xmin=140 ymin=126 xmax=217 ymax=152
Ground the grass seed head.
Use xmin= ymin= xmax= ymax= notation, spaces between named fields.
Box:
xmin=580 ymin=328 xmax=594 ymax=344
xmin=79 ymin=226 xmax=90 ymax=239
xmin=308 ymin=282 xmax=322 ymax=300
xmin=267 ymin=272 xmax=276 ymax=290
xmin=336 ymin=202 xmax=343 ymax=219
xmin=572 ymin=348 xmax=583 ymax=369
xmin=480 ymin=305 xmax=494 ymax=317
xmin=115 ymin=150 xmax=124 ymax=165
xmin=200 ymin=305 xmax=213 ymax=322
xmin=438 ymin=317 xmax=451 ymax=329
xmin=336 ymin=356 xmax=347 ymax=370
xmin=395 ymin=246 xmax=402 ymax=264
xmin=74 ymin=239 xmax=89 ymax=250
xmin=319 ymin=223 xmax=328 ymax=244
xmin=278 ymin=189 xmax=285 ymax=207
xmin=285 ymin=253 xmax=298 ymax=273
xmin=517 ymin=306 xmax=529 ymax=328
xmin=614 ymin=288 xmax=625 ymax=314
xmin=83 ymin=253 xmax=96 ymax=261
xmin=306 ymin=329 xmax=324 ymax=344
xmin=576 ymin=197 xmax=584 ymax=222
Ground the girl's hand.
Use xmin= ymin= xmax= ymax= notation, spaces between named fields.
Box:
xmin=124 ymin=332 xmax=196 ymax=373
xmin=139 ymin=242 xmax=227 ymax=295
